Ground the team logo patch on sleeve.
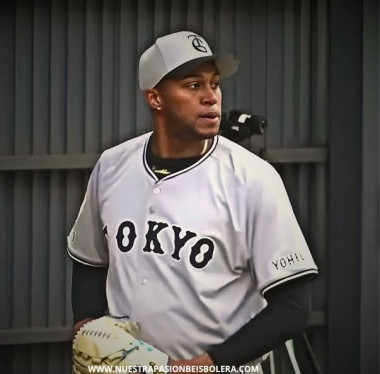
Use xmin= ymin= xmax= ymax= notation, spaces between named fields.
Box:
xmin=70 ymin=230 xmax=76 ymax=244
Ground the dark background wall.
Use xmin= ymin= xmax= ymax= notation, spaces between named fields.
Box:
xmin=0 ymin=1 xmax=378 ymax=373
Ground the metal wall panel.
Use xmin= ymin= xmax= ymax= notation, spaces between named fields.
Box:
xmin=361 ymin=0 xmax=379 ymax=372
xmin=328 ymin=1 xmax=364 ymax=372
xmin=0 ymin=0 xmax=330 ymax=156
xmin=0 ymin=1 xmax=330 ymax=373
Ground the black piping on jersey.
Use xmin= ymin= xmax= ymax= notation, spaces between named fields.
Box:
xmin=142 ymin=135 xmax=219 ymax=183
xmin=107 ymin=314 xmax=131 ymax=320
xmin=261 ymin=268 xmax=318 ymax=297
xmin=67 ymin=247 xmax=108 ymax=268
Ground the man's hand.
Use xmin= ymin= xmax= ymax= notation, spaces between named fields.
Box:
xmin=73 ymin=317 xmax=94 ymax=334
xmin=170 ymin=352 xmax=215 ymax=374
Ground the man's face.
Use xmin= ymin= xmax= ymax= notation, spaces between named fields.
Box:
xmin=154 ymin=61 xmax=222 ymax=141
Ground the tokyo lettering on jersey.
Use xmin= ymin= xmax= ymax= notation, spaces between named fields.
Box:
xmin=67 ymin=132 xmax=318 ymax=359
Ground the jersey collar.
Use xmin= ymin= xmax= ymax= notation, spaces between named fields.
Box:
xmin=143 ymin=135 xmax=219 ymax=183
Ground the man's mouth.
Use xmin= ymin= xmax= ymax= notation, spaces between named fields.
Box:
xmin=199 ymin=111 xmax=220 ymax=120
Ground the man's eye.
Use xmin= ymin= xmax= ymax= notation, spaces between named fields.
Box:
xmin=188 ymin=82 xmax=201 ymax=89
xmin=211 ymin=82 xmax=220 ymax=89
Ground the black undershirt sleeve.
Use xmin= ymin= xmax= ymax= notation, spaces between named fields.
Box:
xmin=207 ymin=277 xmax=311 ymax=367
xmin=71 ymin=261 xmax=108 ymax=324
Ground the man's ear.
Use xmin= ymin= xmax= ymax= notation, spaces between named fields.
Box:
xmin=144 ymin=89 xmax=162 ymax=111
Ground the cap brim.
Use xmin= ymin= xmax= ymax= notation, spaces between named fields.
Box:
xmin=214 ymin=54 xmax=240 ymax=79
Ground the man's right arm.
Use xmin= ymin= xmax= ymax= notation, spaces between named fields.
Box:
xmin=71 ymin=261 xmax=108 ymax=333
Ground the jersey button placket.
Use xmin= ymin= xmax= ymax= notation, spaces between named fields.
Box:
xmin=149 ymin=184 xmax=162 ymax=215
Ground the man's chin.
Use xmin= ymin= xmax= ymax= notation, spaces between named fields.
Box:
xmin=197 ymin=124 xmax=220 ymax=139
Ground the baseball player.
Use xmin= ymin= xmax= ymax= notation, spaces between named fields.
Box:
xmin=68 ymin=31 xmax=318 ymax=372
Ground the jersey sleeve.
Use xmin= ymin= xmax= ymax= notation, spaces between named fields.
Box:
xmin=67 ymin=159 xmax=109 ymax=267
xmin=250 ymin=167 xmax=318 ymax=296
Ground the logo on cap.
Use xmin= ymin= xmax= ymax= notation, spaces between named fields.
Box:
xmin=187 ymin=34 xmax=208 ymax=53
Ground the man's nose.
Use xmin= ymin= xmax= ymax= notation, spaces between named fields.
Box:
xmin=201 ymin=86 xmax=218 ymax=105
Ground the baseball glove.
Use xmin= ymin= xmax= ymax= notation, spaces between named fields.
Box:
xmin=73 ymin=316 xmax=169 ymax=374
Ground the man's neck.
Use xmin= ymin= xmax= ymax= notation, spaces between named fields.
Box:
xmin=150 ymin=133 xmax=211 ymax=158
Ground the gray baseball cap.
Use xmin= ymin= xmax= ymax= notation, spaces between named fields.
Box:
xmin=139 ymin=31 xmax=239 ymax=90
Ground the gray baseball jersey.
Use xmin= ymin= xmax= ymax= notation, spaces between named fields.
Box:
xmin=67 ymin=132 xmax=318 ymax=360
